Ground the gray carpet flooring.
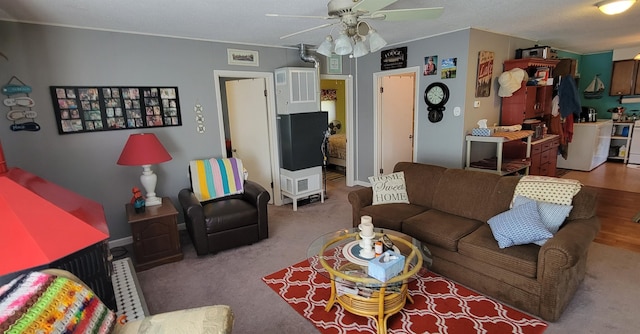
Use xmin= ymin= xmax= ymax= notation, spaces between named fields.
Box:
xmin=135 ymin=178 xmax=640 ymax=334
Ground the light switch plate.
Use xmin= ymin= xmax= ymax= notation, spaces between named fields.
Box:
xmin=474 ymin=101 xmax=480 ymax=108
xmin=453 ymin=107 xmax=461 ymax=116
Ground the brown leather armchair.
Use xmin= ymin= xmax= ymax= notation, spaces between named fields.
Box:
xmin=178 ymin=180 xmax=270 ymax=256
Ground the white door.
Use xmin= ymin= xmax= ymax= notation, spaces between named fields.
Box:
xmin=379 ymin=73 xmax=415 ymax=174
xmin=225 ymin=78 xmax=274 ymax=202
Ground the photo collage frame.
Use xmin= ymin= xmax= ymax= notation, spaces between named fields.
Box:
xmin=50 ymin=86 xmax=181 ymax=134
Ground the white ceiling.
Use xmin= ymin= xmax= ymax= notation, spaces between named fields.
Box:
xmin=1 ymin=0 xmax=639 ymax=55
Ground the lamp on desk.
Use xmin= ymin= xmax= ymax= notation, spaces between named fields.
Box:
xmin=117 ymin=133 xmax=172 ymax=206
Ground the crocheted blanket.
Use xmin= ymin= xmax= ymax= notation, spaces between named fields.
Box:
xmin=189 ymin=158 xmax=245 ymax=202
xmin=0 ymin=271 xmax=115 ymax=334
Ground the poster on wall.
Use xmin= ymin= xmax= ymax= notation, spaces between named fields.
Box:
xmin=381 ymin=47 xmax=407 ymax=70
xmin=50 ymin=86 xmax=181 ymax=134
xmin=423 ymin=55 xmax=438 ymax=76
xmin=475 ymin=51 xmax=494 ymax=97
xmin=441 ymin=58 xmax=457 ymax=79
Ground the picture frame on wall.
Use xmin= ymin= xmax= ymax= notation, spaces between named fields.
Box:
xmin=50 ymin=85 xmax=182 ymax=134
xmin=327 ymin=54 xmax=342 ymax=74
xmin=475 ymin=51 xmax=494 ymax=97
xmin=227 ymin=48 xmax=259 ymax=66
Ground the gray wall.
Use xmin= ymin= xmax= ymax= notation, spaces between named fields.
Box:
xmin=0 ymin=21 xmax=538 ymax=242
xmin=351 ymin=28 xmax=537 ymax=181
xmin=0 ymin=21 xmax=311 ymax=240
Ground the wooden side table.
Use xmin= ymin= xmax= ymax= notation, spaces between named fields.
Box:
xmin=126 ymin=197 xmax=183 ymax=271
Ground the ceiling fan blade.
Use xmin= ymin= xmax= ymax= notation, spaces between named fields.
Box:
xmin=371 ymin=7 xmax=444 ymax=21
xmin=352 ymin=0 xmax=398 ymax=14
xmin=266 ymin=13 xmax=332 ymax=20
xmin=279 ymin=23 xmax=335 ymax=39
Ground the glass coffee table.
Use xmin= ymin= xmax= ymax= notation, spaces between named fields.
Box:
xmin=307 ymin=228 xmax=432 ymax=334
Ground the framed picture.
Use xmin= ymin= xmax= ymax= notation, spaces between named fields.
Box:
xmin=423 ymin=55 xmax=438 ymax=76
xmin=441 ymin=58 xmax=457 ymax=79
xmin=327 ymin=54 xmax=342 ymax=74
xmin=50 ymin=86 xmax=182 ymax=134
xmin=475 ymin=51 xmax=494 ymax=97
xmin=227 ymin=49 xmax=259 ymax=66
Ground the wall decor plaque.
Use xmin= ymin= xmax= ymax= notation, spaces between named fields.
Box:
xmin=50 ymin=86 xmax=181 ymax=134
xmin=381 ymin=47 xmax=407 ymax=71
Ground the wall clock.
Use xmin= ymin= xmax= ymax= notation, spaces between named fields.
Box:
xmin=424 ymin=82 xmax=449 ymax=123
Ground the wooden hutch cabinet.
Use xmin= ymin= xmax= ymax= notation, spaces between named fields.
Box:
xmin=500 ymin=58 xmax=560 ymax=176
xmin=500 ymin=58 xmax=559 ymax=126
xmin=610 ymin=60 xmax=640 ymax=96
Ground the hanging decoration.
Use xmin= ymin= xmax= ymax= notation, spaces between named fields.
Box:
xmin=3 ymin=76 xmax=40 ymax=132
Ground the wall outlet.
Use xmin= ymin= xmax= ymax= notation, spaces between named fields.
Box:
xmin=474 ymin=101 xmax=480 ymax=108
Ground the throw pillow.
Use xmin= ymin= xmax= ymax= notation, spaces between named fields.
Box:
xmin=511 ymin=175 xmax=582 ymax=207
xmin=513 ymin=195 xmax=573 ymax=234
xmin=368 ymin=171 xmax=410 ymax=205
xmin=487 ymin=200 xmax=553 ymax=249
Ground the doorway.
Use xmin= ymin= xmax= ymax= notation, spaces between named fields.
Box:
xmin=373 ymin=67 xmax=420 ymax=175
xmin=214 ymin=70 xmax=281 ymax=205
xmin=320 ymin=74 xmax=354 ymax=187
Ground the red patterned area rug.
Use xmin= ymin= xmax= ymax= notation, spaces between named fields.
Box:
xmin=262 ymin=259 xmax=547 ymax=334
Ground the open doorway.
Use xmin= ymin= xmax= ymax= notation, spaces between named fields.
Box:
xmin=373 ymin=67 xmax=420 ymax=175
xmin=214 ymin=70 xmax=281 ymax=205
xmin=320 ymin=74 xmax=354 ymax=187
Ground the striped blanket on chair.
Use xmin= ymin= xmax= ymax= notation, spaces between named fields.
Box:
xmin=189 ymin=158 xmax=245 ymax=202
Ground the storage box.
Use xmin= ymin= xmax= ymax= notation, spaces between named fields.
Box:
xmin=367 ymin=250 xmax=405 ymax=282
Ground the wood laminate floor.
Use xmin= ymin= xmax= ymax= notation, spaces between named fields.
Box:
xmin=562 ymin=162 xmax=640 ymax=253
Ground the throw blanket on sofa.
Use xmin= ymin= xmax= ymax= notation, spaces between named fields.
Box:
xmin=0 ymin=271 xmax=115 ymax=334
xmin=190 ymin=158 xmax=245 ymax=202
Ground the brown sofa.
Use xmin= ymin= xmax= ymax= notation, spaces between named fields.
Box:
xmin=348 ymin=162 xmax=600 ymax=322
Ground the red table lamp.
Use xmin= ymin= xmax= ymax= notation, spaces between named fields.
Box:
xmin=117 ymin=133 xmax=172 ymax=206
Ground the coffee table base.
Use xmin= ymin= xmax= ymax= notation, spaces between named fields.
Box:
xmin=325 ymin=279 xmax=413 ymax=334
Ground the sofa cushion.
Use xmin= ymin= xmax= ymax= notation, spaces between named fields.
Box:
xmin=512 ymin=175 xmax=581 ymax=206
xmin=368 ymin=171 xmax=409 ymax=205
xmin=203 ymin=199 xmax=257 ymax=233
xmin=393 ymin=162 xmax=447 ymax=208
xmin=459 ymin=224 xmax=539 ymax=278
xmin=360 ymin=203 xmax=427 ymax=231
xmin=431 ymin=168 xmax=503 ymax=221
xmin=403 ymin=209 xmax=483 ymax=252
xmin=487 ymin=200 xmax=553 ymax=248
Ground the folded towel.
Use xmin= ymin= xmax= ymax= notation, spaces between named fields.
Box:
xmin=190 ymin=158 xmax=244 ymax=201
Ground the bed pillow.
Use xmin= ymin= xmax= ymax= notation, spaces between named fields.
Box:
xmin=511 ymin=175 xmax=581 ymax=208
xmin=487 ymin=199 xmax=553 ymax=249
xmin=368 ymin=171 xmax=410 ymax=205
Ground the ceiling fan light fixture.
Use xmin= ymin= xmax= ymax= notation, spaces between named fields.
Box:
xmin=596 ymin=0 xmax=636 ymax=15
xmin=317 ymin=35 xmax=334 ymax=56
xmin=368 ymin=29 xmax=387 ymax=52
xmin=353 ymin=37 xmax=369 ymax=58
xmin=334 ymin=32 xmax=353 ymax=55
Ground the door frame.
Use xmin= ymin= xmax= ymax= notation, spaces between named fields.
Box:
xmin=372 ymin=66 xmax=420 ymax=177
xmin=213 ymin=70 xmax=282 ymax=205
xmin=320 ymin=74 xmax=355 ymax=187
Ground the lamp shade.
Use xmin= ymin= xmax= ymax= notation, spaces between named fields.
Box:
xmin=317 ymin=35 xmax=334 ymax=57
xmin=353 ymin=38 xmax=369 ymax=58
xmin=596 ymin=0 xmax=636 ymax=14
xmin=334 ymin=33 xmax=353 ymax=56
xmin=117 ymin=133 xmax=172 ymax=166
xmin=368 ymin=30 xmax=387 ymax=53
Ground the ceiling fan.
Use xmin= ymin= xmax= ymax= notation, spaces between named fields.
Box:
xmin=266 ymin=0 xmax=444 ymax=57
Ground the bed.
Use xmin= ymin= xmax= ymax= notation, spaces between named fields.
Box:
xmin=327 ymin=133 xmax=346 ymax=167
